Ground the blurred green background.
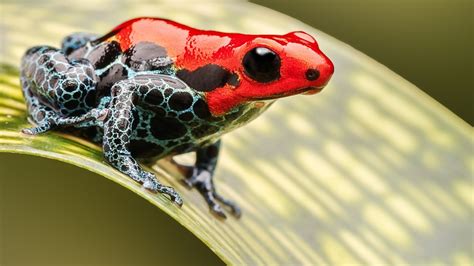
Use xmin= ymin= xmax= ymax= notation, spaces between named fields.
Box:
xmin=252 ymin=0 xmax=473 ymax=125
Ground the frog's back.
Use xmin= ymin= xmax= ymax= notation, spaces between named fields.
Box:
xmin=95 ymin=17 xmax=192 ymax=59
xmin=67 ymin=18 xmax=244 ymax=104
xmin=95 ymin=17 xmax=253 ymax=66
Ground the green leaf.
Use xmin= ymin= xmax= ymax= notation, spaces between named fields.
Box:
xmin=1 ymin=1 xmax=472 ymax=265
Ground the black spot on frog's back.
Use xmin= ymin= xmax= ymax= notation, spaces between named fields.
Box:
xmin=123 ymin=42 xmax=167 ymax=62
xmin=168 ymin=91 xmax=193 ymax=111
xmin=122 ymin=42 xmax=171 ymax=71
xmin=177 ymin=64 xmax=239 ymax=92
xmin=96 ymin=63 xmax=129 ymax=99
xmin=192 ymin=98 xmax=212 ymax=119
xmin=144 ymin=89 xmax=164 ymax=106
xmin=87 ymin=41 xmax=121 ymax=69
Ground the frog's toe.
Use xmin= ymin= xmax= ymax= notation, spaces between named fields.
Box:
xmin=182 ymin=168 xmax=241 ymax=218
xmin=214 ymin=193 xmax=242 ymax=218
xmin=21 ymin=127 xmax=38 ymax=135
xmin=195 ymin=183 xmax=228 ymax=219
xmin=143 ymin=179 xmax=183 ymax=207
xmin=158 ymin=186 xmax=184 ymax=207
xmin=210 ymin=204 xmax=227 ymax=219
xmin=21 ymin=121 xmax=54 ymax=135
xmin=180 ymin=176 xmax=194 ymax=189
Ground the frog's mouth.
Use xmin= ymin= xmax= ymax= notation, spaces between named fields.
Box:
xmin=250 ymin=86 xmax=323 ymax=101
xmin=302 ymin=86 xmax=323 ymax=95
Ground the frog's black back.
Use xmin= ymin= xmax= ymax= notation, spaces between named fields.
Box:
xmin=69 ymin=40 xmax=175 ymax=105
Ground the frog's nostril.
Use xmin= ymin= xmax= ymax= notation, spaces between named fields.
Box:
xmin=305 ymin=68 xmax=320 ymax=81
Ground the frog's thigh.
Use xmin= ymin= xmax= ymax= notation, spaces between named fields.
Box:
xmin=19 ymin=75 xmax=60 ymax=134
xmin=61 ymin=32 xmax=98 ymax=55
xmin=21 ymin=46 xmax=97 ymax=118
xmin=20 ymin=46 xmax=99 ymax=134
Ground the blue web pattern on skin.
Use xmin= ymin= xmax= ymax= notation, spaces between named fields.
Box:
xmin=20 ymin=46 xmax=102 ymax=134
xmin=21 ymin=46 xmax=98 ymax=115
xmin=19 ymin=33 xmax=266 ymax=217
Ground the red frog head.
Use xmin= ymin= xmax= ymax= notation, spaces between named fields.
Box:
xmin=196 ymin=31 xmax=335 ymax=115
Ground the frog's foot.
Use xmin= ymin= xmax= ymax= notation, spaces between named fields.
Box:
xmin=141 ymin=172 xmax=183 ymax=206
xmin=58 ymin=108 xmax=109 ymax=126
xmin=22 ymin=119 xmax=56 ymax=135
xmin=182 ymin=168 xmax=241 ymax=219
xmin=21 ymin=108 xmax=109 ymax=135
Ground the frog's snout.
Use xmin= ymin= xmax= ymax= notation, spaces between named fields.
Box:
xmin=306 ymin=54 xmax=334 ymax=92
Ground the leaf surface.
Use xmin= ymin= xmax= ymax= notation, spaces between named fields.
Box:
xmin=0 ymin=1 xmax=472 ymax=265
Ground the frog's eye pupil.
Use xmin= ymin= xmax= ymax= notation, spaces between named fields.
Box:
xmin=243 ymin=47 xmax=281 ymax=83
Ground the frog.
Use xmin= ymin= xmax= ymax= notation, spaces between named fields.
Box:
xmin=19 ymin=17 xmax=334 ymax=218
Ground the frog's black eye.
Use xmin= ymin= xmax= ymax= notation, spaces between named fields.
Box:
xmin=242 ymin=47 xmax=281 ymax=83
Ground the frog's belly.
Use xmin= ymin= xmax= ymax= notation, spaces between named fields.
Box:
xmin=128 ymin=128 xmax=222 ymax=160
xmin=126 ymin=99 xmax=272 ymax=160
xmin=128 ymin=109 xmax=225 ymax=160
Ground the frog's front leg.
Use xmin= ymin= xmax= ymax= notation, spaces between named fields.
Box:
xmin=103 ymin=77 xmax=183 ymax=206
xmin=179 ymin=141 xmax=241 ymax=218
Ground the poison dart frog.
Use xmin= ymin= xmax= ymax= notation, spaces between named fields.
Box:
xmin=20 ymin=17 xmax=334 ymax=218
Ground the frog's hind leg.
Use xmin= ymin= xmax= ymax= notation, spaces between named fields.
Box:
xmin=178 ymin=140 xmax=241 ymax=219
xmin=20 ymin=46 xmax=99 ymax=134
xmin=20 ymin=77 xmax=60 ymax=134
xmin=61 ymin=32 xmax=98 ymax=56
